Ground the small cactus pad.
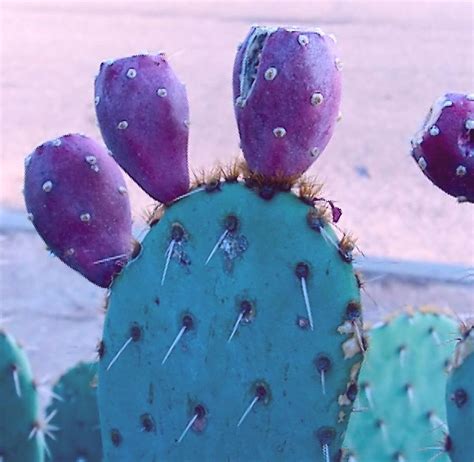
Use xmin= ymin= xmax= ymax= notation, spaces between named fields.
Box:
xmin=24 ymin=133 xmax=133 ymax=288
xmin=0 ymin=331 xmax=44 ymax=462
xmin=95 ymin=53 xmax=190 ymax=203
xmin=46 ymin=361 xmax=102 ymax=462
xmin=233 ymin=26 xmax=342 ymax=177
xmin=445 ymin=325 xmax=474 ymax=462
xmin=343 ymin=311 xmax=457 ymax=462
xmin=411 ymin=92 xmax=474 ymax=203
xmin=99 ymin=179 xmax=362 ymax=461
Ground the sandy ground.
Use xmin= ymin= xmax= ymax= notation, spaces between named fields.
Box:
xmin=0 ymin=0 xmax=473 ymax=407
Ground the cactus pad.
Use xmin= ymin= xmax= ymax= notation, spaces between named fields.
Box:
xmin=0 ymin=331 xmax=44 ymax=462
xmin=343 ymin=311 xmax=457 ymax=462
xmin=445 ymin=325 xmax=474 ymax=462
xmin=45 ymin=361 xmax=102 ymax=462
xmin=98 ymin=177 xmax=362 ymax=461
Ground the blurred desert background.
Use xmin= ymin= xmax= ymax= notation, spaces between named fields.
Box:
xmin=0 ymin=0 xmax=473 ymax=397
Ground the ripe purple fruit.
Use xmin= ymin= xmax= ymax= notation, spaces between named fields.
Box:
xmin=411 ymin=92 xmax=474 ymax=202
xmin=24 ymin=134 xmax=133 ymax=287
xmin=95 ymin=53 xmax=190 ymax=203
xmin=233 ymin=26 xmax=342 ymax=177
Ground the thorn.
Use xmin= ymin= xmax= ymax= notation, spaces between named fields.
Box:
xmin=377 ymin=419 xmax=388 ymax=442
xmin=228 ymin=311 xmax=244 ymax=343
xmin=317 ymin=368 xmax=326 ymax=397
xmin=406 ymin=384 xmax=415 ymax=405
xmin=107 ymin=337 xmax=133 ymax=371
xmin=162 ymin=325 xmax=186 ymax=365
xmin=428 ymin=411 xmax=448 ymax=432
xmin=352 ymin=321 xmax=365 ymax=353
xmin=320 ymin=227 xmax=339 ymax=251
xmin=322 ymin=443 xmax=330 ymax=462
xmin=300 ymin=277 xmax=314 ymax=330
xmin=430 ymin=329 xmax=441 ymax=346
xmin=170 ymin=186 xmax=205 ymax=204
xmin=205 ymin=230 xmax=228 ymax=265
xmin=161 ymin=240 xmax=175 ymax=286
xmin=364 ymin=384 xmax=374 ymax=409
xmin=177 ymin=413 xmax=198 ymax=443
xmin=93 ymin=253 xmax=128 ymax=265
xmin=399 ymin=346 xmax=407 ymax=368
xmin=12 ymin=365 xmax=21 ymax=398
xmin=237 ymin=395 xmax=259 ymax=428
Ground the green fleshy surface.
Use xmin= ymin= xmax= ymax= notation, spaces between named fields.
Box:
xmin=99 ymin=182 xmax=362 ymax=461
xmin=343 ymin=312 xmax=457 ymax=462
xmin=446 ymin=331 xmax=474 ymax=462
xmin=46 ymin=361 xmax=102 ymax=462
xmin=0 ymin=331 xmax=44 ymax=462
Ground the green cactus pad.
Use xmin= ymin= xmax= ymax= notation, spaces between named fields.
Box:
xmin=343 ymin=311 xmax=457 ymax=462
xmin=46 ymin=361 xmax=102 ymax=462
xmin=445 ymin=326 xmax=474 ymax=462
xmin=0 ymin=331 xmax=44 ymax=462
xmin=98 ymin=180 xmax=363 ymax=461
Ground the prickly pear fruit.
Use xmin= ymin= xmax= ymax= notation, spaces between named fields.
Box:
xmin=95 ymin=53 xmax=190 ymax=203
xmin=46 ymin=361 xmax=102 ymax=462
xmin=233 ymin=26 xmax=342 ymax=177
xmin=411 ymin=92 xmax=474 ymax=203
xmin=343 ymin=310 xmax=456 ymax=462
xmin=98 ymin=170 xmax=363 ymax=461
xmin=445 ymin=323 xmax=474 ymax=462
xmin=24 ymin=133 xmax=133 ymax=288
xmin=0 ymin=330 xmax=44 ymax=462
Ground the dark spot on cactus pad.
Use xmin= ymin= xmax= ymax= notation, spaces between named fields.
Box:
xmin=225 ymin=214 xmax=239 ymax=232
xmin=97 ymin=340 xmax=105 ymax=359
xmin=154 ymin=297 xmax=160 ymax=305
xmin=444 ymin=434 xmax=453 ymax=452
xmin=451 ymin=388 xmax=468 ymax=408
xmin=140 ymin=413 xmax=156 ymax=432
xmin=315 ymin=354 xmax=331 ymax=373
xmin=256 ymin=385 xmax=267 ymax=399
xmin=130 ymin=324 xmax=142 ymax=342
xmin=346 ymin=301 xmax=361 ymax=321
xmin=240 ymin=300 xmax=254 ymax=321
xmin=316 ymin=426 xmax=336 ymax=445
xmin=259 ymin=185 xmax=275 ymax=200
xmin=306 ymin=209 xmax=327 ymax=231
xmin=296 ymin=316 xmax=310 ymax=329
xmin=205 ymin=179 xmax=221 ymax=193
xmin=110 ymin=428 xmax=122 ymax=447
xmin=182 ymin=315 xmax=194 ymax=330
xmin=194 ymin=404 xmax=206 ymax=419
xmin=346 ymin=382 xmax=358 ymax=402
xmin=131 ymin=240 xmax=142 ymax=260
xmin=393 ymin=451 xmax=405 ymax=461
xmin=171 ymin=223 xmax=185 ymax=242
xmin=295 ymin=262 xmax=310 ymax=279
xmin=375 ymin=418 xmax=385 ymax=429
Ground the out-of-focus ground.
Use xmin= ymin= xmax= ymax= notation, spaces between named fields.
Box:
xmin=0 ymin=0 xmax=473 ymax=404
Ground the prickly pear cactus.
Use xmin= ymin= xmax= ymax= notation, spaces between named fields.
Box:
xmin=23 ymin=133 xmax=133 ymax=287
xmin=45 ymin=361 xmax=102 ymax=462
xmin=98 ymin=176 xmax=364 ymax=461
xmin=411 ymin=92 xmax=474 ymax=203
xmin=343 ymin=311 xmax=457 ymax=462
xmin=0 ymin=331 xmax=44 ymax=462
xmin=445 ymin=324 xmax=474 ymax=462
xmin=233 ymin=26 xmax=342 ymax=177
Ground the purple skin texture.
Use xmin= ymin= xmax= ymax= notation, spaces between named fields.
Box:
xmin=95 ymin=53 xmax=190 ymax=204
xmin=24 ymin=134 xmax=133 ymax=288
xmin=233 ymin=26 xmax=342 ymax=177
xmin=411 ymin=93 xmax=474 ymax=203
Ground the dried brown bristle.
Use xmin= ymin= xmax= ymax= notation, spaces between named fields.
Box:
xmin=297 ymin=176 xmax=323 ymax=204
xmin=146 ymin=203 xmax=166 ymax=227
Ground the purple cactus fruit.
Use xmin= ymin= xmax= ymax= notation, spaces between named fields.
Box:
xmin=24 ymin=134 xmax=133 ymax=287
xmin=95 ymin=53 xmax=190 ymax=203
xmin=232 ymin=26 xmax=342 ymax=177
xmin=411 ymin=92 xmax=474 ymax=202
